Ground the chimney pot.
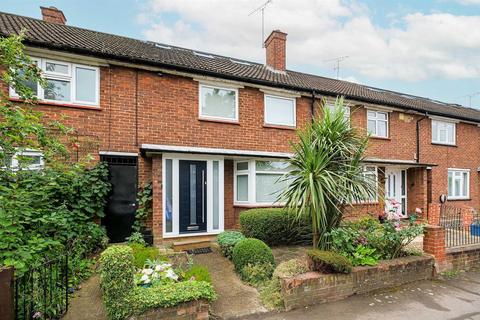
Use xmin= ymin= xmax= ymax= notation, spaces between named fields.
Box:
xmin=40 ymin=6 xmax=66 ymax=24
xmin=264 ymin=30 xmax=287 ymax=72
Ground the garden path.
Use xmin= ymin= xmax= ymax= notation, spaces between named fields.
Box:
xmin=193 ymin=251 xmax=267 ymax=319
xmin=63 ymin=274 xmax=106 ymax=320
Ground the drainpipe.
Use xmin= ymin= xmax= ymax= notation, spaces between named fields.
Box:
xmin=416 ymin=112 xmax=428 ymax=163
xmin=310 ymin=90 xmax=316 ymax=122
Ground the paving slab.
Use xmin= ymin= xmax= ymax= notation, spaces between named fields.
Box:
xmin=63 ymin=274 xmax=106 ymax=320
xmin=193 ymin=251 xmax=267 ymax=319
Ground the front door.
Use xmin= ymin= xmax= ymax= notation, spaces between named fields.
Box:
xmin=101 ymin=155 xmax=138 ymax=242
xmin=179 ymin=160 xmax=207 ymax=233
xmin=385 ymin=168 xmax=407 ymax=218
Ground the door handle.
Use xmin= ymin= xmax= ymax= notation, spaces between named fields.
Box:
xmin=202 ymin=170 xmax=205 ymax=223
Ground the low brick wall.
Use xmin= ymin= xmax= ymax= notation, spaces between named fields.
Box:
xmin=129 ymin=300 xmax=209 ymax=320
xmin=446 ymin=244 xmax=480 ymax=271
xmin=280 ymin=255 xmax=434 ymax=311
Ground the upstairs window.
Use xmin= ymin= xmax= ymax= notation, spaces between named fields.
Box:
xmin=10 ymin=57 xmax=99 ymax=107
xmin=448 ymin=169 xmax=469 ymax=200
xmin=326 ymin=104 xmax=350 ymax=124
xmin=264 ymin=95 xmax=296 ymax=127
xmin=367 ymin=110 xmax=388 ymax=138
xmin=432 ymin=120 xmax=455 ymax=145
xmin=199 ymin=84 xmax=238 ymax=121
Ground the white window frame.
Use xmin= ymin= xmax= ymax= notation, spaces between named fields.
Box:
xmin=353 ymin=166 xmax=378 ymax=204
xmin=10 ymin=150 xmax=44 ymax=171
xmin=448 ymin=169 xmax=470 ymax=200
xmin=162 ymin=153 xmax=225 ymax=238
xmin=9 ymin=57 xmax=100 ymax=107
xmin=264 ymin=94 xmax=296 ymax=127
xmin=198 ymin=83 xmax=239 ymax=122
xmin=432 ymin=120 xmax=456 ymax=146
xmin=367 ymin=110 xmax=389 ymax=138
xmin=234 ymin=159 xmax=291 ymax=206
xmin=326 ymin=104 xmax=350 ymax=124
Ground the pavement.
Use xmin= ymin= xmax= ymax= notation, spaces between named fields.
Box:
xmin=244 ymin=271 xmax=480 ymax=320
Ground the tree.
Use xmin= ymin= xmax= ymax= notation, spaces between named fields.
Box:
xmin=280 ymin=97 xmax=377 ymax=249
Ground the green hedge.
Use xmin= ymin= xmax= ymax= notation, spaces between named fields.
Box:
xmin=217 ymin=231 xmax=245 ymax=259
xmin=99 ymin=245 xmax=135 ymax=320
xmin=232 ymin=238 xmax=275 ymax=272
xmin=239 ymin=208 xmax=311 ymax=246
xmin=99 ymin=245 xmax=215 ymax=320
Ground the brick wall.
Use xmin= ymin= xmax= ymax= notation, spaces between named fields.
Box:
xmin=446 ymin=244 xmax=480 ymax=271
xmin=129 ymin=299 xmax=209 ymax=320
xmin=280 ymin=255 xmax=434 ymax=311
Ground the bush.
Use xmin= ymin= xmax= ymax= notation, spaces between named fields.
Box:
xmin=273 ymin=258 xmax=309 ymax=279
xmin=232 ymin=238 xmax=275 ymax=272
xmin=307 ymin=250 xmax=352 ymax=274
xmin=126 ymin=231 xmax=146 ymax=246
xmin=184 ymin=265 xmax=212 ymax=283
xmin=217 ymin=231 xmax=245 ymax=259
xmin=99 ymin=245 xmax=135 ymax=320
xmin=129 ymin=243 xmax=165 ymax=269
xmin=240 ymin=262 xmax=275 ymax=286
xmin=239 ymin=209 xmax=311 ymax=246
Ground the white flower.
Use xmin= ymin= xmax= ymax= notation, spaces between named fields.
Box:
xmin=165 ymin=269 xmax=178 ymax=280
xmin=142 ymin=268 xmax=154 ymax=275
xmin=155 ymin=265 xmax=164 ymax=272
xmin=140 ymin=274 xmax=149 ymax=283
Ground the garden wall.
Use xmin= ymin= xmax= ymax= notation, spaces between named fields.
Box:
xmin=280 ymin=255 xmax=434 ymax=311
xmin=128 ymin=299 xmax=209 ymax=320
xmin=446 ymin=244 xmax=480 ymax=271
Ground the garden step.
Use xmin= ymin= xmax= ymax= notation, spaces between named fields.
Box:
xmin=172 ymin=239 xmax=212 ymax=252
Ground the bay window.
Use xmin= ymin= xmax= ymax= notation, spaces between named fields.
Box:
xmin=234 ymin=160 xmax=293 ymax=205
xmin=10 ymin=57 xmax=99 ymax=107
xmin=448 ymin=169 xmax=469 ymax=200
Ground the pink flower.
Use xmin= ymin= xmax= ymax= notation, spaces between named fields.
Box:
xmin=415 ymin=208 xmax=422 ymax=214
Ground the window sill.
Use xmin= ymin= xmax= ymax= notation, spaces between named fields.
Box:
xmin=9 ymin=97 xmax=101 ymax=111
xmin=233 ymin=203 xmax=284 ymax=208
xmin=198 ymin=117 xmax=240 ymax=125
xmin=263 ymin=123 xmax=296 ymax=130
xmin=431 ymin=143 xmax=457 ymax=147
xmin=352 ymin=201 xmax=380 ymax=205
xmin=447 ymin=198 xmax=471 ymax=201
xmin=369 ymin=136 xmax=390 ymax=141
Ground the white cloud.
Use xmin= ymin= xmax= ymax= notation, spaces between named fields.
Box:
xmin=139 ymin=0 xmax=480 ymax=81
xmin=455 ymin=0 xmax=480 ymax=5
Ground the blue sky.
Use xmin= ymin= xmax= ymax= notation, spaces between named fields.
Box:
xmin=2 ymin=0 xmax=480 ymax=108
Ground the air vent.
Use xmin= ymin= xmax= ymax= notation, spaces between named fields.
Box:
xmin=230 ymin=59 xmax=251 ymax=66
xmin=194 ymin=51 xmax=214 ymax=59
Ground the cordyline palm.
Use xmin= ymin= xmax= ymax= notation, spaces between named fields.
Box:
xmin=279 ymin=97 xmax=377 ymax=249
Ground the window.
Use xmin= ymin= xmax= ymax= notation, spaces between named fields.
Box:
xmin=326 ymin=104 xmax=350 ymax=124
xmin=432 ymin=120 xmax=455 ymax=145
xmin=448 ymin=169 xmax=469 ymax=200
xmin=10 ymin=57 xmax=100 ymax=107
xmin=264 ymin=95 xmax=296 ymax=127
xmin=199 ymin=84 xmax=238 ymax=121
xmin=356 ymin=166 xmax=378 ymax=203
xmin=234 ymin=160 xmax=293 ymax=204
xmin=9 ymin=150 xmax=44 ymax=170
xmin=367 ymin=110 xmax=388 ymax=138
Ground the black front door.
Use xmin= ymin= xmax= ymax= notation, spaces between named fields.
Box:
xmin=101 ymin=155 xmax=138 ymax=242
xmin=179 ymin=160 xmax=207 ymax=233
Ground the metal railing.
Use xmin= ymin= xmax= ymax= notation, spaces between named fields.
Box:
xmin=14 ymin=255 xmax=69 ymax=320
xmin=440 ymin=204 xmax=480 ymax=248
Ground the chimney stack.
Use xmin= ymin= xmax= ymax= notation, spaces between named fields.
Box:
xmin=40 ymin=6 xmax=66 ymax=25
xmin=264 ymin=30 xmax=287 ymax=72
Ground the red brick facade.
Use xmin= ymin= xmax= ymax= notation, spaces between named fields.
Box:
xmin=3 ymin=47 xmax=480 ymax=244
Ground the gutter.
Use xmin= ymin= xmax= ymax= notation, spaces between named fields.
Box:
xmin=310 ymin=90 xmax=316 ymax=122
xmin=416 ymin=113 xmax=428 ymax=163
xmin=20 ymin=40 xmax=480 ymax=125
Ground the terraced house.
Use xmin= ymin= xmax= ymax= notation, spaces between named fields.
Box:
xmin=2 ymin=7 xmax=480 ymax=245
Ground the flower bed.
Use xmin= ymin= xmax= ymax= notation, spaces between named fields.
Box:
xmin=99 ymin=245 xmax=216 ymax=320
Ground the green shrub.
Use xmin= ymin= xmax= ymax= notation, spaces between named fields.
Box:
xmin=130 ymin=281 xmax=216 ymax=315
xmin=183 ymin=265 xmax=212 ymax=283
xmin=232 ymin=238 xmax=275 ymax=272
xmin=129 ymin=243 xmax=164 ymax=269
xmin=307 ymin=250 xmax=352 ymax=274
xmin=217 ymin=231 xmax=245 ymax=259
xmin=350 ymin=245 xmax=379 ymax=266
xmin=240 ymin=262 xmax=275 ymax=286
xmin=259 ymin=278 xmax=284 ymax=310
xmin=239 ymin=208 xmax=311 ymax=246
xmin=273 ymin=258 xmax=309 ymax=279
xmin=126 ymin=231 xmax=146 ymax=246
xmin=99 ymin=245 xmax=135 ymax=320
